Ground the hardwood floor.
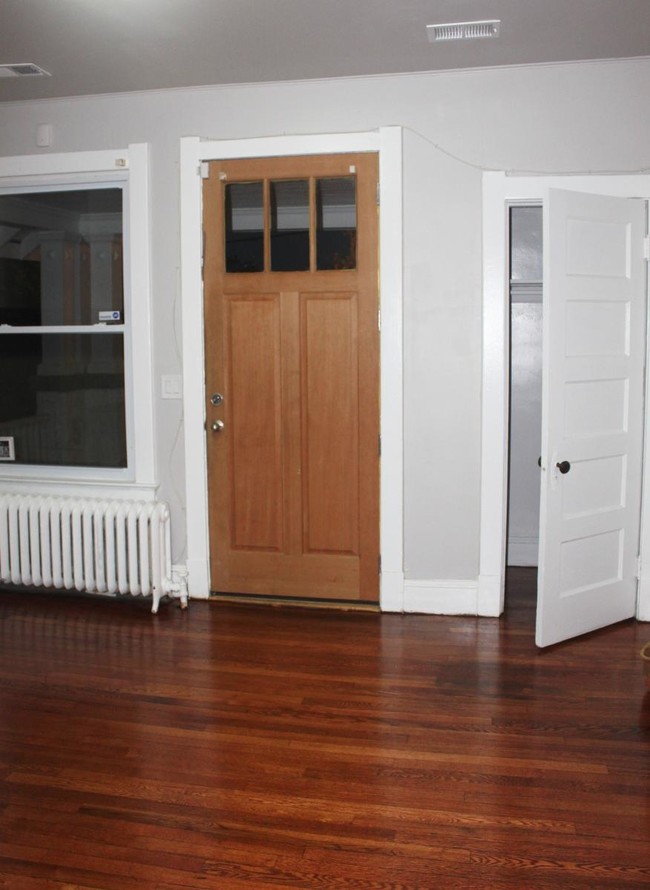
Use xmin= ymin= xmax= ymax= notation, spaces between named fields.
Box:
xmin=0 ymin=571 xmax=648 ymax=889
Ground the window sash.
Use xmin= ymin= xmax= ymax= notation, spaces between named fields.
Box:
xmin=0 ymin=330 xmax=127 ymax=470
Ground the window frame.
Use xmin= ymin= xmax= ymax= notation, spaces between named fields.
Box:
xmin=0 ymin=145 xmax=156 ymax=495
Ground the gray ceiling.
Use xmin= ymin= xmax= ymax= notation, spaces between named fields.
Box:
xmin=1 ymin=0 xmax=649 ymax=104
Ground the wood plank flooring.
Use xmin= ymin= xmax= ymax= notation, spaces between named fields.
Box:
xmin=0 ymin=568 xmax=648 ymax=889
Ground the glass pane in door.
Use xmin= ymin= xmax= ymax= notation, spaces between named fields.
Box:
xmin=317 ymin=177 xmax=356 ymax=270
xmin=270 ymin=180 xmax=309 ymax=271
xmin=225 ymin=182 xmax=264 ymax=273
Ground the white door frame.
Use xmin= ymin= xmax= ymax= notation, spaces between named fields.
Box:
xmin=478 ymin=172 xmax=650 ymax=621
xmin=179 ymin=129 xmax=405 ymax=607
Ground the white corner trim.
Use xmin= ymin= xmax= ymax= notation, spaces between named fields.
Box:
xmin=379 ymin=571 xmax=405 ymax=612
xmin=378 ymin=125 xmax=405 ymax=611
xmin=403 ymin=579 xmax=479 ymax=615
xmin=180 ymin=129 xmax=405 ymax=606
xmin=477 ymin=573 xmax=502 ymax=617
xmin=478 ymin=172 xmax=509 ymax=619
xmin=637 ymin=575 xmax=650 ymax=622
xmin=185 ymin=557 xmax=211 ymax=601
xmin=180 ymin=137 xmax=211 ymax=600
xmin=126 ymin=142 xmax=156 ymax=488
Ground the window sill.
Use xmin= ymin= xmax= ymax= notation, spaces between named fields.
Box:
xmin=0 ymin=473 xmax=158 ymax=502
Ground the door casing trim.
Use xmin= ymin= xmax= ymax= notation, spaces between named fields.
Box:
xmin=479 ymin=172 xmax=650 ymax=620
xmin=180 ymin=129 xmax=405 ymax=608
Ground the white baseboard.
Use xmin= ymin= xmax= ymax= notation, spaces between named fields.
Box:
xmin=401 ymin=579 xmax=479 ymax=615
xmin=185 ymin=564 xmax=485 ymax=617
xmin=507 ymin=536 xmax=539 ymax=567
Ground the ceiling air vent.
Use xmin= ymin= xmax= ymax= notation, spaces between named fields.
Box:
xmin=427 ymin=20 xmax=501 ymax=42
xmin=0 ymin=62 xmax=51 ymax=78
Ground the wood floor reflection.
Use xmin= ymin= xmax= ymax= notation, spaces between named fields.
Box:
xmin=0 ymin=579 xmax=648 ymax=889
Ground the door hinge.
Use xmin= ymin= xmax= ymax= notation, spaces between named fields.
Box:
xmin=376 ymin=181 xmax=380 ymax=206
xmin=378 ymin=554 xmax=382 ymax=574
xmin=644 ymin=235 xmax=650 ymax=261
xmin=378 ymin=433 xmax=381 ymax=457
xmin=200 ymin=162 xmax=210 ymax=179
xmin=377 ymin=308 xmax=381 ymax=331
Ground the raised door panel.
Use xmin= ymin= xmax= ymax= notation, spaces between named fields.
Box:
xmin=301 ymin=292 xmax=359 ymax=555
xmin=226 ymin=294 xmax=283 ymax=552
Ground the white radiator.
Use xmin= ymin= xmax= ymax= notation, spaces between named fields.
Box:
xmin=0 ymin=494 xmax=187 ymax=613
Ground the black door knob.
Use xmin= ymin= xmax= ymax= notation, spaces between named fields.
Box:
xmin=556 ymin=460 xmax=571 ymax=474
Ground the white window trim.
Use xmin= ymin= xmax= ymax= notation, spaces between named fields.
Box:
xmin=479 ymin=171 xmax=650 ymax=621
xmin=180 ymin=129 xmax=405 ymax=605
xmin=0 ymin=144 xmax=157 ymax=499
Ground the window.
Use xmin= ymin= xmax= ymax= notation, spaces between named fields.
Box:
xmin=224 ymin=175 xmax=357 ymax=273
xmin=0 ymin=145 xmax=155 ymax=488
xmin=0 ymin=186 xmax=127 ymax=468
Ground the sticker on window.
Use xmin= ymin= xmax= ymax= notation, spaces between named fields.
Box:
xmin=99 ymin=310 xmax=121 ymax=322
xmin=0 ymin=436 xmax=15 ymax=461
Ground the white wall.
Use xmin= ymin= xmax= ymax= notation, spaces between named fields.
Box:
xmin=402 ymin=128 xmax=481 ymax=579
xmin=508 ymin=206 xmax=543 ymax=566
xmin=508 ymin=301 xmax=542 ymax=565
xmin=1 ymin=58 xmax=649 ymax=595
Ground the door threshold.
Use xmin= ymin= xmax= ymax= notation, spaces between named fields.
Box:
xmin=208 ymin=592 xmax=380 ymax=612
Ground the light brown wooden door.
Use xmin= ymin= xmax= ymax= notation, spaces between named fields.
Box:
xmin=203 ymin=153 xmax=379 ymax=602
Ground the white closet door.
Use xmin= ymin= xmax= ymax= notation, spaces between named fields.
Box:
xmin=536 ymin=189 xmax=647 ymax=647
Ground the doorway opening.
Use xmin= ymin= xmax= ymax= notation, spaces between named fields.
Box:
xmin=480 ymin=174 xmax=650 ymax=642
xmin=506 ymin=204 xmax=542 ymax=616
xmin=496 ymin=186 xmax=647 ymax=645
